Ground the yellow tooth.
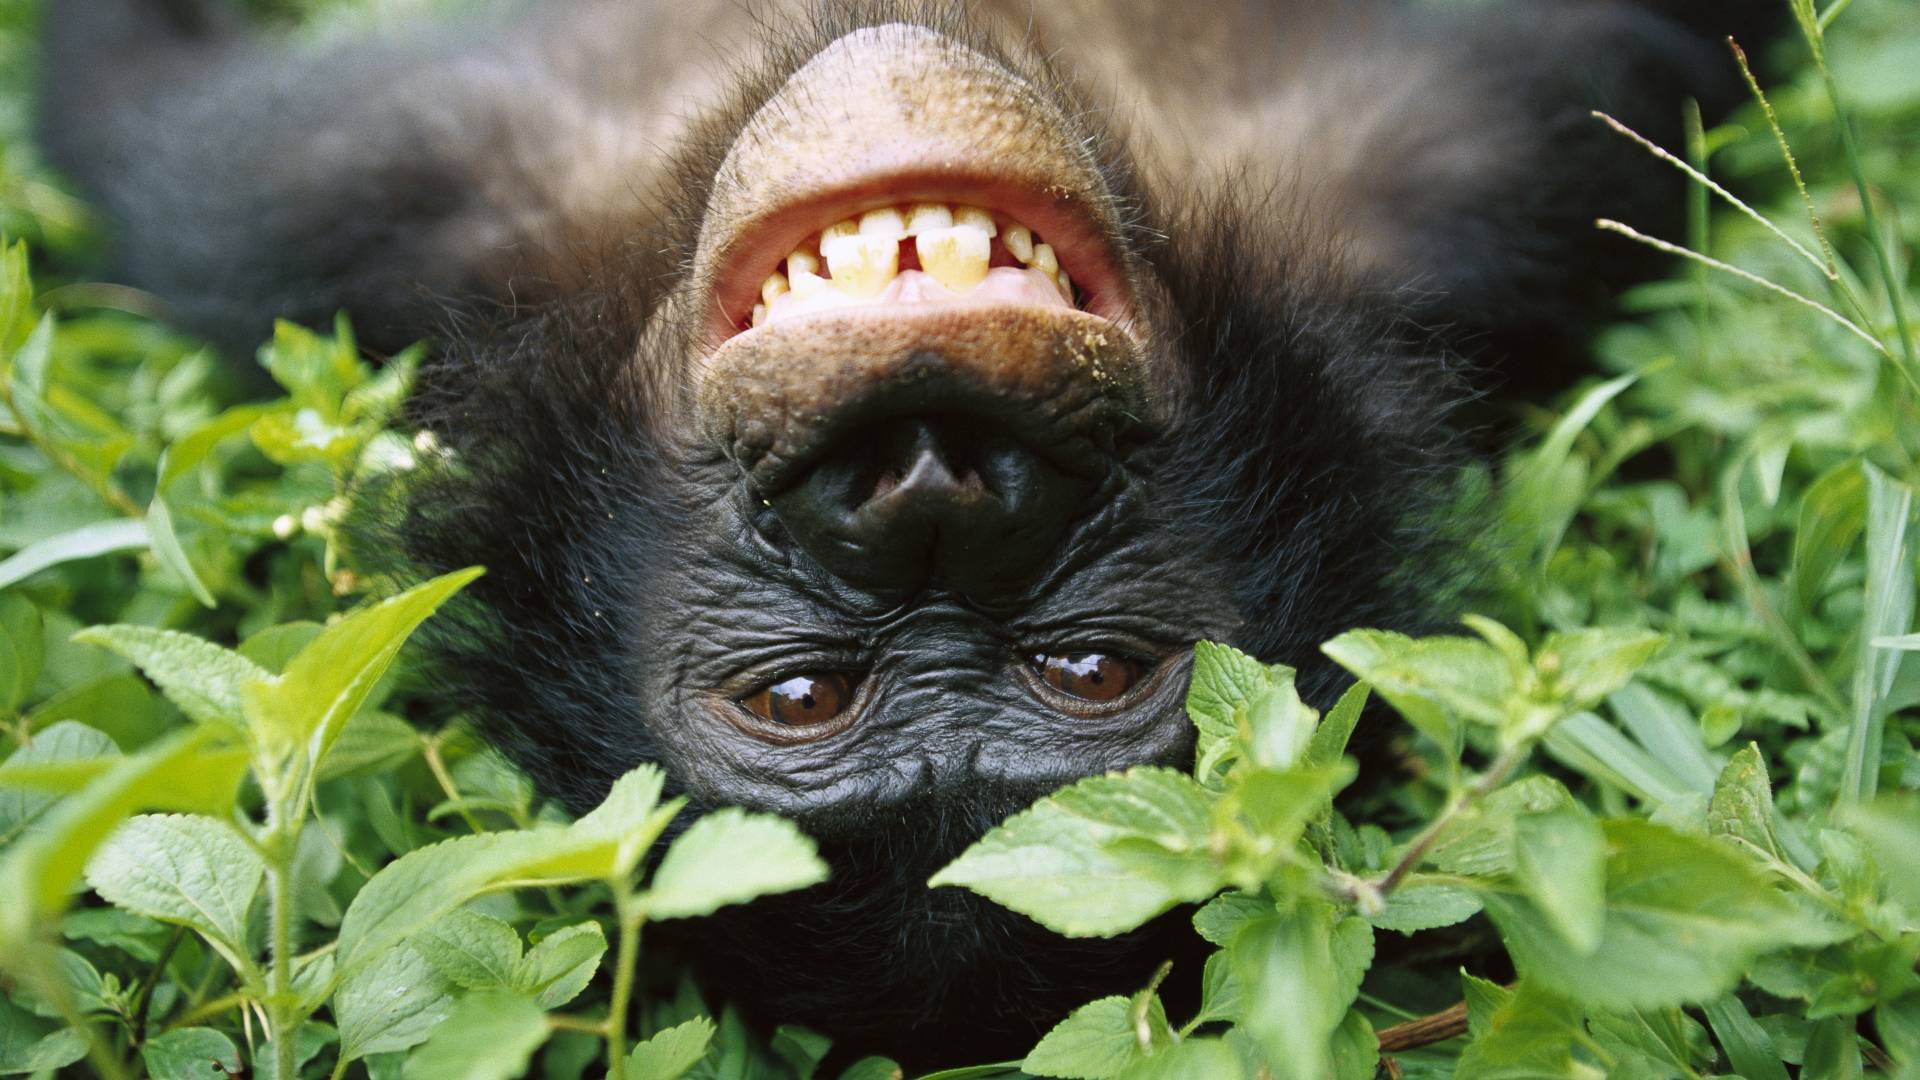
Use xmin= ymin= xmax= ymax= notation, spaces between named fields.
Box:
xmin=954 ymin=206 xmax=997 ymax=237
xmin=1054 ymin=269 xmax=1074 ymax=302
xmin=820 ymin=219 xmax=860 ymax=245
xmin=761 ymin=272 xmax=790 ymax=303
xmin=1004 ymin=223 xmax=1034 ymax=265
xmin=787 ymin=248 xmax=819 ymax=276
xmin=1032 ymin=243 xmax=1059 ymax=279
xmin=822 ymin=234 xmax=899 ymax=297
xmin=916 ymin=225 xmax=991 ymax=292
xmin=904 ymin=203 xmax=953 ymax=236
xmin=751 ymin=303 xmax=768 ymax=328
xmin=790 ymin=270 xmax=830 ymax=300
xmin=859 ymin=207 xmax=907 ymax=241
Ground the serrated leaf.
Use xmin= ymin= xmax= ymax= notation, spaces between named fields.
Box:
xmin=244 ymin=567 xmax=481 ymax=774
xmin=1192 ymin=892 xmax=1271 ymax=947
xmin=84 ymin=814 xmax=263 ymax=967
xmin=1369 ymin=879 xmax=1482 ymax=934
xmin=140 ymin=1027 xmax=241 ymax=1080
xmin=1478 ymin=819 xmax=1843 ymax=1010
xmin=626 ymin=1016 xmax=717 ymax=1080
xmin=1461 ymin=973 xmax=1512 ymax=1040
xmin=1116 ymin=1036 xmax=1244 ymax=1080
xmin=517 ymin=921 xmax=605 ymax=1009
xmin=1511 ymin=801 xmax=1606 ymax=955
xmin=1454 ymin=981 xmax=1598 ymax=1079
xmin=1534 ymin=626 xmax=1665 ymax=716
xmin=72 ymin=625 xmax=267 ymax=733
xmin=1231 ymin=901 xmax=1367 ymax=1080
xmin=930 ymin=767 xmax=1223 ymax=937
xmin=1022 ymin=995 xmax=1149 ymax=1079
xmin=1322 ymin=630 xmax=1492 ymax=755
xmin=334 ymin=941 xmax=453 ymax=1063
xmin=647 ymin=808 xmax=828 ymax=920
xmin=402 ymin=991 xmax=547 ymax=1080
xmin=1709 ymin=743 xmax=1784 ymax=862
xmin=415 ymin=908 xmax=522 ymax=990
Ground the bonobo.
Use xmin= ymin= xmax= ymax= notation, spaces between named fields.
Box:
xmin=40 ymin=0 xmax=1768 ymax=1062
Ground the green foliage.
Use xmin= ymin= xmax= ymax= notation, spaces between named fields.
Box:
xmin=0 ymin=1 xmax=1918 ymax=1078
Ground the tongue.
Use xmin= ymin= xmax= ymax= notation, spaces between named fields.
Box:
xmin=762 ymin=266 xmax=1071 ymax=327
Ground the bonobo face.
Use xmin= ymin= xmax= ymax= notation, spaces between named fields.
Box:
xmin=654 ymin=24 xmax=1224 ymax=822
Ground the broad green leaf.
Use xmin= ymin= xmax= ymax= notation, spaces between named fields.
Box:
xmin=0 ymin=726 xmax=247 ymax=946
xmin=647 ymin=808 xmax=827 ymax=919
xmin=1427 ymin=775 xmax=1575 ymax=877
xmin=1587 ymin=1007 xmax=1710 ymax=1079
xmin=0 ymin=595 xmax=43 ymax=713
xmin=1192 ymin=892 xmax=1272 ymax=947
xmin=317 ymin=710 xmax=422 ymax=781
xmin=143 ymin=496 xmax=216 ymax=608
xmin=1231 ymin=901 xmax=1366 ymax=1080
xmin=71 ymin=625 xmax=266 ymax=732
xmin=1802 ymin=1014 xmax=1863 ymax=1080
xmin=1478 ymin=819 xmax=1842 ymax=1010
xmin=26 ymin=674 xmax=169 ymax=753
xmin=415 ymin=908 xmax=522 ymax=990
xmin=1187 ymin=642 xmax=1297 ymax=779
xmin=516 ymin=921 xmax=606 ymax=1008
xmin=244 ymin=567 xmax=482 ymax=773
xmin=0 ymin=996 xmax=86 ymax=1076
xmin=0 ymin=518 xmax=149 ymax=592
xmin=1369 ymin=879 xmax=1482 ymax=934
xmin=83 ymin=814 xmax=264 ymax=967
xmin=1700 ymin=994 xmax=1791 ymax=1080
xmin=626 ymin=1016 xmax=717 ymax=1080
xmin=1790 ymin=460 xmax=1867 ymax=619
xmin=1534 ymin=627 xmax=1666 ymax=717
xmin=1709 ymin=743 xmax=1784 ymax=862
xmin=1215 ymin=761 xmax=1353 ymax=888
xmin=1839 ymin=794 xmax=1920 ymax=914
xmin=1461 ymin=973 xmax=1512 ymax=1039
xmin=930 ymin=767 xmax=1223 ymax=937
xmin=1454 ymin=981 xmax=1598 ymax=1079
xmin=0 ymin=722 xmax=116 ymax=849
xmin=1194 ymin=949 xmax=1244 ymax=1026
xmin=1022 ymin=995 xmax=1154 ymax=1079
xmin=1511 ymin=801 xmax=1606 ymax=955
xmin=1323 ymin=629 xmax=1507 ymax=753
xmin=140 ymin=1027 xmax=241 ymax=1080
xmin=334 ymin=942 xmax=453 ymax=1063
xmin=401 ymin=991 xmax=547 ymax=1080
xmin=1115 ymin=1036 xmax=1244 ymax=1080
xmin=526 ymin=765 xmax=678 ymax=883
xmin=1327 ymin=1010 xmax=1378 ymax=1080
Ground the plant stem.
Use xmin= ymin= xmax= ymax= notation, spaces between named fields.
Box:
xmin=264 ymin=799 xmax=301 ymax=1080
xmin=1374 ymin=741 xmax=1529 ymax=897
xmin=605 ymin=894 xmax=645 ymax=1080
xmin=131 ymin=925 xmax=186 ymax=1047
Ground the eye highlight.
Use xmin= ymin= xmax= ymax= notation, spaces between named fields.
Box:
xmin=740 ymin=673 xmax=855 ymax=727
xmin=1028 ymin=652 xmax=1145 ymax=704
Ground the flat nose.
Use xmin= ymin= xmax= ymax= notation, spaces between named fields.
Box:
xmin=769 ymin=416 xmax=1096 ymax=601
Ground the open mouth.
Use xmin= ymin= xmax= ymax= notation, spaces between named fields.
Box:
xmin=744 ymin=201 xmax=1081 ymax=331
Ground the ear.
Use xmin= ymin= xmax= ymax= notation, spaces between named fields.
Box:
xmin=36 ymin=0 xmax=674 ymax=356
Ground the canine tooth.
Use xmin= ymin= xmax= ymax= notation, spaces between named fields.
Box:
xmin=820 ymin=219 xmax=859 ymax=245
xmin=751 ymin=303 xmax=767 ymax=328
xmin=954 ymin=206 xmax=997 ymax=237
xmin=1003 ymin=223 xmax=1034 ymax=264
xmin=1055 ymin=269 xmax=1074 ymax=302
xmin=790 ymin=270 xmax=830 ymax=299
xmin=859 ymin=207 xmax=907 ymax=240
xmin=904 ymin=203 xmax=953 ymax=236
xmin=761 ymin=272 xmax=790 ymax=303
xmin=1032 ymin=242 xmax=1059 ymax=278
xmin=822 ymin=234 xmax=899 ymax=296
xmin=787 ymin=248 xmax=819 ymax=276
xmin=916 ymin=226 xmax=991 ymax=292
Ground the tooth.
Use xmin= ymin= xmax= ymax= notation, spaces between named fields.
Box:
xmin=904 ymin=203 xmax=953 ymax=236
xmin=822 ymin=234 xmax=899 ymax=296
xmin=820 ymin=219 xmax=859 ymax=245
xmin=916 ymin=225 xmax=990 ymax=292
xmin=954 ymin=206 xmax=997 ymax=237
xmin=762 ymin=272 xmax=789 ymax=303
xmin=1004 ymin=223 xmax=1034 ymax=265
xmin=1055 ymin=269 xmax=1074 ymax=302
xmin=790 ymin=270 xmax=830 ymax=299
xmin=859 ymin=207 xmax=907 ymax=241
xmin=1032 ymin=243 xmax=1059 ymax=279
xmin=787 ymin=248 xmax=819 ymax=276
xmin=751 ymin=303 xmax=768 ymax=328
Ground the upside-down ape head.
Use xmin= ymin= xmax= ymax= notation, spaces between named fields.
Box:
xmin=39 ymin=0 xmax=1766 ymax=1062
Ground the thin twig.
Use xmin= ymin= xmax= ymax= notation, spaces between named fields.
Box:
xmin=130 ymin=925 xmax=186 ymax=1047
xmin=1376 ymin=1001 xmax=1469 ymax=1052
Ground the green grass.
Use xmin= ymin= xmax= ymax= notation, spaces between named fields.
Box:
xmin=0 ymin=1 xmax=1917 ymax=1078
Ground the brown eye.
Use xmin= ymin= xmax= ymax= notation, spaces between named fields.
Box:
xmin=1029 ymin=652 xmax=1144 ymax=704
xmin=741 ymin=673 xmax=854 ymax=727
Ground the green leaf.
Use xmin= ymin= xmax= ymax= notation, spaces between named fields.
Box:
xmin=244 ymin=567 xmax=481 ymax=774
xmin=143 ymin=496 xmax=216 ymax=609
xmin=1454 ymin=981 xmax=1599 ymax=1079
xmin=930 ymin=767 xmax=1224 ymax=937
xmin=72 ymin=625 xmax=267 ymax=732
xmin=646 ymin=808 xmax=827 ymax=920
xmin=1511 ymin=800 xmax=1607 ymax=955
xmin=1709 ymin=743 xmax=1784 ymax=862
xmin=140 ymin=1027 xmax=241 ymax=1080
xmin=1845 ymin=463 xmax=1914 ymax=803
xmin=1022 ymin=995 xmax=1153 ymax=1079
xmin=415 ymin=908 xmax=523 ymax=990
xmin=0 ymin=721 xmax=117 ymax=849
xmin=625 ymin=1016 xmax=717 ymax=1080
xmin=1322 ymin=629 xmax=1505 ymax=753
xmin=0 ymin=519 xmax=150 ymax=592
xmin=1306 ymin=682 xmax=1369 ymax=769
xmin=0 ymin=725 xmax=247 ymax=946
xmin=1231 ymin=901 xmax=1367 ymax=1080
xmin=402 ymin=991 xmax=548 ymax=1080
xmin=0 ymin=595 xmax=43 ymax=713
xmin=0 ymin=995 xmax=87 ymax=1075
xmin=1461 ymin=973 xmax=1512 ymax=1040
xmin=1192 ymin=892 xmax=1272 ymax=947
xmin=83 ymin=813 xmax=264 ymax=968
xmin=836 ymin=1057 xmax=904 ymax=1080
xmin=1700 ymin=994 xmax=1791 ymax=1080
xmin=1187 ymin=642 xmax=1299 ymax=779
xmin=1478 ymin=819 xmax=1842 ymax=1011
xmin=1789 ymin=460 xmax=1867 ymax=619
xmin=1369 ymin=878 xmax=1482 ymax=934
xmin=771 ymin=1024 xmax=834 ymax=1080
xmin=516 ymin=921 xmax=606 ymax=1009
xmin=1839 ymin=794 xmax=1920 ymax=915
xmin=1115 ymin=1036 xmax=1244 ymax=1080
xmin=1535 ymin=626 xmax=1666 ymax=717
xmin=334 ymin=942 xmax=454 ymax=1063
